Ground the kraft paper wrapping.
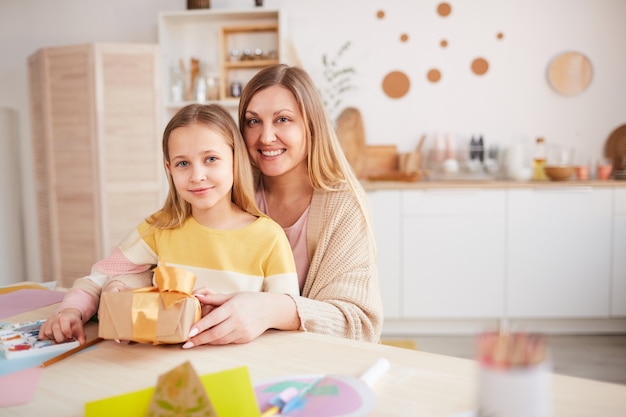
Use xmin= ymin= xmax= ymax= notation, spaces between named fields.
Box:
xmin=98 ymin=265 xmax=201 ymax=344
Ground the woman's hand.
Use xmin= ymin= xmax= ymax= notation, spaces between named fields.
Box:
xmin=183 ymin=291 xmax=299 ymax=347
xmin=38 ymin=308 xmax=86 ymax=345
xmin=192 ymin=287 xmax=219 ymax=317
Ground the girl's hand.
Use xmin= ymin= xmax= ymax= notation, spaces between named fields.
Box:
xmin=102 ymin=281 xmax=131 ymax=292
xmin=184 ymin=292 xmax=298 ymax=347
xmin=38 ymin=308 xmax=86 ymax=345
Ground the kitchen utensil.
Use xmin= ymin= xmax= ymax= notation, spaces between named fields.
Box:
xmin=544 ymin=165 xmax=574 ymax=181
xmin=336 ymin=107 xmax=367 ymax=177
xmin=604 ymin=123 xmax=626 ymax=180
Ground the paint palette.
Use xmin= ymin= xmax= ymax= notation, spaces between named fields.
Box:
xmin=0 ymin=320 xmax=79 ymax=359
xmin=255 ymin=374 xmax=376 ymax=417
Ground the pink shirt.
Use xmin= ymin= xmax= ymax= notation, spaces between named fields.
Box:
xmin=256 ymin=188 xmax=309 ymax=292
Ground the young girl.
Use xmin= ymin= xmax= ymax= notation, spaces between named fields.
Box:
xmin=39 ymin=103 xmax=299 ymax=345
xmin=187 ymin=65 xmax=383 ymax=347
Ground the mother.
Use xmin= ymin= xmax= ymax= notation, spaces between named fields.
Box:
xmin=184 ymin=64 xmax=383 ymax=347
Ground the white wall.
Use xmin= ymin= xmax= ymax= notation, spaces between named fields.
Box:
xmin=0 ymin=0 xmax=186 ymax=285
xmin=1 ymin=0 xmax=625 ymax=284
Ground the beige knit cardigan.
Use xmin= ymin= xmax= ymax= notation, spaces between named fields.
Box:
xmin=291 ymin=187 xmax=384 ymax=343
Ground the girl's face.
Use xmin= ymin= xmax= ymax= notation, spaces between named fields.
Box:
xmin=165 ymin=123 xmax=234 ymax=217
xmin=242 ymin=85 xmax=308 ymax=178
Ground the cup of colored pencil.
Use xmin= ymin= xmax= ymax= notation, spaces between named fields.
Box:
xmin=476 ymin=331 xmax=552 ymax=417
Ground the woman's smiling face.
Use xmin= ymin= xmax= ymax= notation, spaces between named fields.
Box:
xmin=242 ymin=85 xmax=308 ymax=178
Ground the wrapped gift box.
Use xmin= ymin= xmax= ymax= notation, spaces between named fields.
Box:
xmin=98 ymin=264 xmax=201 ymax=344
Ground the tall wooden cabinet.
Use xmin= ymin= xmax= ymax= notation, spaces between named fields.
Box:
xmin=28 ymin=43 xmax=164 ymax=287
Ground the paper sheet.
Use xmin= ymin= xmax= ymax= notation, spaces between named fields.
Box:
xmin=0 ymin=289 xmax=65 ymax=319
xmin=85 ymin=365 xmax=260 ymax=417
xmin=0 ymin=366 xmax=43 ymax=406
xmin=0 ymin=341 xmax=100 ymax=376
xmin=254 ymin=374 xmax=375 ymax=417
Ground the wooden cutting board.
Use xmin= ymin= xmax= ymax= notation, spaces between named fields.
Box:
xmin=336 ymin=107 xmax=367 ymax=177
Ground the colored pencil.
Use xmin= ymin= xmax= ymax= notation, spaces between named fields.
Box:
xmin=259 ymin=386 xmax=298 ymax=417
xmin=259 ymin=405 xmax=280 ymax=417
xmin=40 ymin=337 xmax=104 ymax=368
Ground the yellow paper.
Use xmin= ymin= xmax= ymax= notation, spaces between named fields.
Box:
xmin=0 ymin=283 xmax=49 ymax=294
xmin=84 ymin=365 xmax=260 ymax=417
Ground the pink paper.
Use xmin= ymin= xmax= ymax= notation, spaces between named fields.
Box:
xmin=0 ymin=366 xmax=43 ymax=406
xmin=255 ymin=374 xmax=375 ymax=417
xmin=0 ymin=289 xmax=65 ymax=319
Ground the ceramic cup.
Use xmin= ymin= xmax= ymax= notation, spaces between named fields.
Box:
xmin=575 ymin=165 xmax=589 ymax=180
xmin=477 ymin=362 xmax=553 ymax=417
xmin=597 ymin=164 xmax=613 ymax=180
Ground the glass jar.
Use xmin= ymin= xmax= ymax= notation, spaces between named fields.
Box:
xmin=230 ymin=81 xmax=242 ymax=98
xmin=170 ymin=64 xmax=184 ymax=103
xmin=206 ymin=73 xmax=219 ymax=100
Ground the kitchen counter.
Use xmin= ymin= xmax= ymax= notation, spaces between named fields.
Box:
xmin=361 ymin=178 xmax=626 ymax=190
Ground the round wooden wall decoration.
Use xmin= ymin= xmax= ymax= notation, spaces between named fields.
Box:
xmin=547 ymin=51 xmax=593 ymax=96
xmin=437 ymin=2 xmax=452 ymax=17
xmin=471 ymin=57 xmax=489 ymax=76
xmin=427 ymin=69 xmax=441 ymax=83
xmin=382 ymin=71 xmax=410 ymax=99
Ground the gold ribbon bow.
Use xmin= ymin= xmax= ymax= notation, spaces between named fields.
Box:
xmin=131 ymin=263 xmax=201 ymax=343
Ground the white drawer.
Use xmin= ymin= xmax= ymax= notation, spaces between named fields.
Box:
xmin=401 ymin=189 xmax=506 ymax=216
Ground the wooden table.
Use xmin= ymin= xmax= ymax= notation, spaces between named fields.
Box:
xmin=3 ymin=304 xmax=626 ymax=417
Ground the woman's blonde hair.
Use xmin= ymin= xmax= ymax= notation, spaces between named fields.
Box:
xmin=148 ymin=103 xmax=262 ymax=229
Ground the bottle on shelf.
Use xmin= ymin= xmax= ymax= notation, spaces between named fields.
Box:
xmin=206 ymin=73 xmax=219 ymax=101
xmin=169 ymin=62 xmax=184 ymax=103
xmin=532 ymin=137 xmax=548 ymax=180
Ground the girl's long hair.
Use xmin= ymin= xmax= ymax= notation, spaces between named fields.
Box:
xmin=148 ymin=103 xmax=262 ymax=229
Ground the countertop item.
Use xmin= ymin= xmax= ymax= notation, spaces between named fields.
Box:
xmin=361 ymin=178 xmax=626 ymax=191
xmin=544 ymin=165 xmax=575 ymax=181
xmin=336 ymin=107 xmax=367 ymax=177
xmin=605 ymin=123 xmax=626 ymax=180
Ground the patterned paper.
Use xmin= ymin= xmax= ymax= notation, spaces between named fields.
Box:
xmin=147 ymin=361 xmax=216 ymax=417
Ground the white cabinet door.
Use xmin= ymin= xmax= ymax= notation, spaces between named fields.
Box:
xmin=612 ymin=188 xmax=626 ymax=316
xmin=401 ymin=189 xmax=506 ymax=318
xmin=367 ymin=190 xmax=402 ymax=318
xmin=507 ymin=188 xmax=612 ymax=318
